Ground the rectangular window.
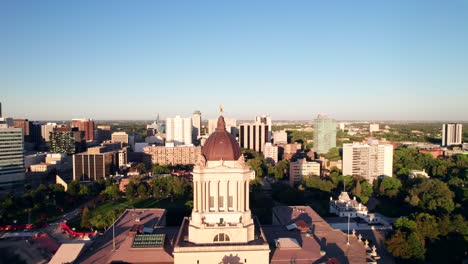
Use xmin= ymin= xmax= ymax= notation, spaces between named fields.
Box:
xmin=219 ymin=196 xmax=224 ymax=209
xmin=209 ymin=196 xmax=214 ymax=210
xmin=228 ymin=196 xmax=233 ymax=210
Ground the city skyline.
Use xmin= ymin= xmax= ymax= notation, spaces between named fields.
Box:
xmin=2 ymin=0 xmax=468 ymax=120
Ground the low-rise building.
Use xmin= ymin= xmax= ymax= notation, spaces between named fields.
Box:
xmin=419 ymin=147 xmax=444 ymax=159
xmin=143 ymin=145 xmax=201 ymax=166
xmin=73 ymin=146 xmax=127 ymax=181
xmin=279 ymin=143 xmax=301 ymax=160
xmin=409 ymin=169 xmax=430 ymax=179
xmin=30 ymin=163 xmax=54 ymax=172
xmin=289 ymin=158 xmax=321 ymax=186
xmin=329 ymin=192 xmax=381 ymax=224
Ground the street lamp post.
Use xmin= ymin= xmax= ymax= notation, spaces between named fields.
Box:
xmin=112 ymin=215 xmax=116 ymax=251
xmin=347 ymin=213 xmax=350 ymax=246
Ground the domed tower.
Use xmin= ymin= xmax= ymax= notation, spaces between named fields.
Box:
xmin=188 ymin=115 xmax=256 ymax=244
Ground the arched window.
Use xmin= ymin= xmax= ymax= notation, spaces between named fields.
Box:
xmin=213 ymin=233 xmax=230 ymax=242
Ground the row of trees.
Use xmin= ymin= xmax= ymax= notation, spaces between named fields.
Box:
xmin=79 ymin=175 xmax=192 ymax=230
xmin=382 ymin=148 xmax=467 ymax=263
xmin=0 ymin=179 xmax=109 ymax=225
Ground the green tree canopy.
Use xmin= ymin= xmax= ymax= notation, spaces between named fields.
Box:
xmin=152 ymin=164 xmax=170 ymax=175
xmin=386 ymin=230 xmax=426 ymax=261
xmin=378 ymin=177 xmax=402 ymax=198
xmin=102 ymin=185 xmax=120 ymax=201
xmin=405 ymin=179 xmax=455 ymax=214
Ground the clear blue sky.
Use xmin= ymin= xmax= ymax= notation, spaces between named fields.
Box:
xmin=2 ymin=0 xmax=468 ymax=121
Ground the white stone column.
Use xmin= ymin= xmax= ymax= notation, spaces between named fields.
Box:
xmin=246 ymin=180 xmax=250 ymax=211
xmin=240 ymin=180 xmax=245 ymax=211
xmin=198 ymin=181 xmax=202 ymax=212
xmin=233 ymin=181 xmax=238 ymax=211
xmin=223 ymin=181 xmax=231 ymax=212
xmin=205 ymin=181 xmax=209 ymax=212
xmin=194 ymin=180 xmax=197 ymax=211
xmin=214 ymin=180 xmax=219 ymax=212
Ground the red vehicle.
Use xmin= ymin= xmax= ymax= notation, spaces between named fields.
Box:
xmin=59 ymin=222 xmax=96 ymax=238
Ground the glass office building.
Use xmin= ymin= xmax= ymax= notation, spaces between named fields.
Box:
xmin=0 ymin=128 xmax=25 ymax=188
xmin=313 ymin=115 xmax=337 ymax=154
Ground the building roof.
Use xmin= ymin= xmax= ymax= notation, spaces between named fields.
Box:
xmin=49 ymin=243 xmax=86 ymax=264
xmin=202 ymin=116 xmax=241 ymax=161
xmin=272 ymin=206 xmax=368 ymax=264
xmin=263 ymin=226 xmax=324 ymax=264
xmin=77 ymin=208 xmax=168 ymax=264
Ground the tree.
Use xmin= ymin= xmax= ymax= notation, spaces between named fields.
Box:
xmin=67 ymin=180 xmax=81 ymax=196
xmin=303 ymin=175 xmax=335 ymax=193
xmin=273 ymin=160 xmax=289 ymax=181
xmin=135 ymin=163 xmax=147 ymax=173
xmin=405 ymin=179 xmax=455 ymax=214
xmin=79 ymin=184 xmax=91 ymax=196
xmin=137 ymin=183 xmax=149 ymax=198
xmin=125 ymin=182 xmax=137 ymax=199
xmin=386 ymin=230 xmax=425 ymax=260
xmin=81 ymin=206 xmax=91 ymax=229
xmin=414 ymin=213 xmax=439 ymax=241
xmin=102 ymin=185 xmax=120 ymax=200
xmin=248 ymin=158 xmax=267 ymax=178
xmin=394 ymin=217 xmax=417 ymax=232
xmin=353 ymin=181 xmax=362 ymax=196
xmin=152 ymin=164 xmax=170 ymax=175
xmin=378 ymin=177 xmax=402 ymax=198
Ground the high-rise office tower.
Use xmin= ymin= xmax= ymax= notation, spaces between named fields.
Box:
xmin=255 ymin=115 xmax=272 ymax=141
xmin=29 ymin=122 xmax=42 ymax=146
xmin=49 ymin=127 xmax=86 ymax=154
xmin=71 ymin=118 xmax=95 ymax=141
xmin=238 ymin=122 xmax=271 ymax=152
xmin=96 ymin=125 xmax=112 ymax=142
xmin=41 ymin=123 xmax=57 ymax=143
xmin=0 ymin=103 xmax=13 ymax=128
xmin=442 ymin=123 xmax=463 ymax=146
xmin=342 ymin=141 xmax=393 ymax=183
xmin=166 ymin=116 xmax=193 ymax=146
xmin=313 ymin=115 xmax=336 ymax=154
xmin=0 ymin=127 xmax=25 ymax=188
xmin=13 ymin=119 xmax=30 ymax=139
xmin=192 ymin=110 xmax=202 ymax=141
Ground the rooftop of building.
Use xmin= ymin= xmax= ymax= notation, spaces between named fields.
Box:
xmin=77 ymin=208 xmax=168 ymax=264
xmin=262 ymin=225 xmax=325 ymax=264
xmin=272 ymin=206 xmax=368 ymax=264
